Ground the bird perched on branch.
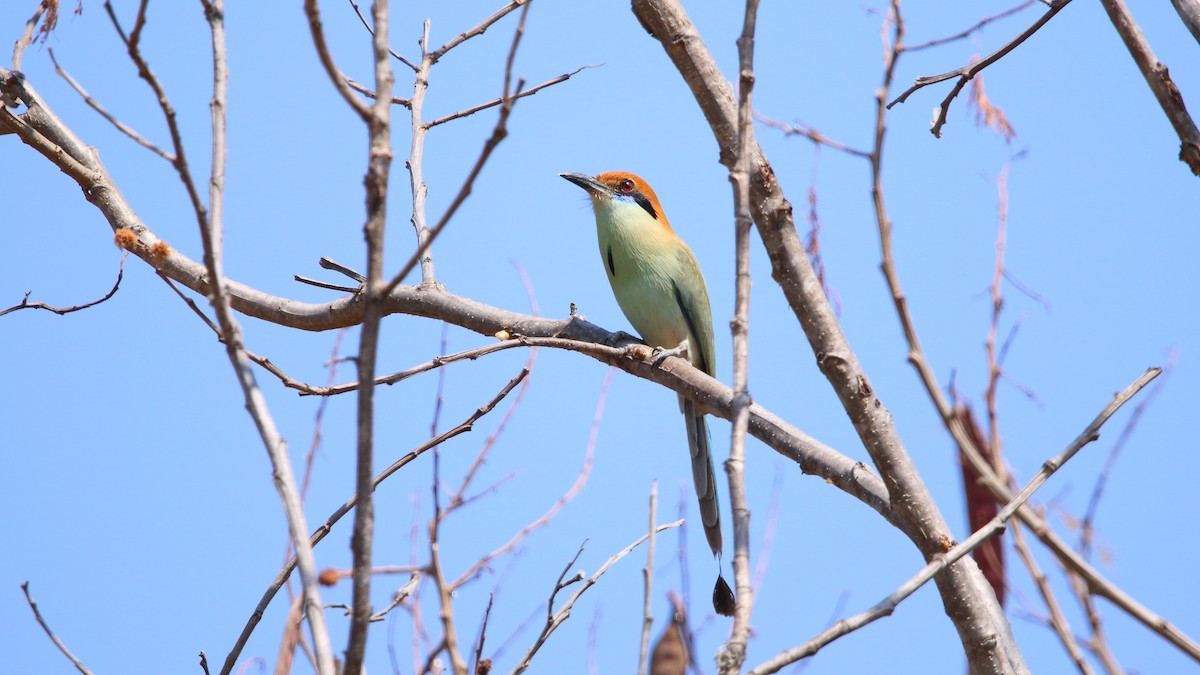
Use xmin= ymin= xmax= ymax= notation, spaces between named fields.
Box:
xmin=560 ymin=170 xmax=734 ymax=617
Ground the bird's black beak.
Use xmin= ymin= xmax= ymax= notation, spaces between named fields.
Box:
xmin=559 ymin=172 xmax=607 ymax=195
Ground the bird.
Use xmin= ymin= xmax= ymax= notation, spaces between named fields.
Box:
xmin=560 ymin=170 xmax=734 ymax=617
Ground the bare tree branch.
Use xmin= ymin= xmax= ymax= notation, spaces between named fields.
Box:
xmin=511 ymin=521 xmax=685 ymax=674
xmin=637 ymin=482 xmax=659 ymax=675
xmin=1 ymin=253 xmax=125 ymax=318
xmin=21 ymin=582 xmax=94 ymax=675
xmin=47 ymin=48 xmax=173 ymax=161
xmin=425 ymin=65 xmax=595 ymax=128
xmin=10 ymin=0 xmax=49 ymax=71
xmin=304 ymin=0 xmax=372 ymax=119
xmin=343 ymin=1 xmax=396 ymax=668
xmin=904 ymin=1 xmax=1039 ymax=52
xmin=1010 ymin=523 xmax=1094 ymax=674
xmin=1171 ymin=0 xmax=1200 ymax=45
xmin=720 ymin=0 xmax=759 ymax=671
xmin=428 ymin=0 xmax=529 ymax=64
xmin=754 ymin=113 xmax=870 ymax=158
xmin=1097 ymin=0 xmax=1200 ymax=174
xmin=347 ymin=0 xmax=418 ymax=71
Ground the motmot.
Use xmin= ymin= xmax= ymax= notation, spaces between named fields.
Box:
xmin=561 ymin=171 xmax=734 ymax=616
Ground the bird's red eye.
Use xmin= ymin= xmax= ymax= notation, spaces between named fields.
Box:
xmin=619 ymin=179 xmax=635 ymax=193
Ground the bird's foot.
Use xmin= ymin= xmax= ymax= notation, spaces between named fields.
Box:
xmin=650 ymin=341 xmax=689 ymax=367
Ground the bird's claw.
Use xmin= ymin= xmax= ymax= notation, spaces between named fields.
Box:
xmin=650 ymin=342 xmax=689 ymax=367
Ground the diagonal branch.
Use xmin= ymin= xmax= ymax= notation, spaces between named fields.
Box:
xmin=903 ymin=0 xmax=1039 ymax=53
xmin=21 ymin=582 xmax=94 ymax=675
xmin=1097 ymin=0 xmax=1200 ymax=175
xmin=346 ymin=0 xmax=418 ymax=71
xmin=1 ymin=253 xmax=125 ymax=318
xmin=748 ymin=368 xmax=1159 ymax=674
xmin=428 ymin=0 xmax=529 ymax=64
xmin=511 ymin=521 xmax=685 ymax=674
xmin=47 ymin=48 xmax=173 ymax=161
xmin=425 ymin=65 xmax=595 ymax=128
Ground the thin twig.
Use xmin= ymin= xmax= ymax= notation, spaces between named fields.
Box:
xmin=985 ymin=163 xmax=1012 ymax=465
xmin=285 ymin=329 xmax=348 ymax=621
xmin=472 ymin=594 xmax=496 ymax=674
xmin=903 ymin=1 xmax=1038 ymax=52
xmin=159 ymin=272 xmax=329 ymax=397
xmin=21 ymin=582 xmax=94 ymax=675
xmin=754 ymin=113 xmax=870 ymax=158
xmin=371 ymin=572 xmax=422 ymax=622
xmin=318 ymin=256 xmax=367 ymax=283
xmin=1010 ymin=522 xmax=1093 ymax=674
xmin=47 ymin=48 xmax=173 ymax=161
xmin=296 ymin=339 xmax=524 ymax=395
xmin=428 ymin=0 xmax=530 ymax=64
xmin=512 ymin=521 xmax=686 ymax=674
xmin=344 ymin=76 xmax=412 ymax=107
xmin=638 ymin=481 xmax=659 ymax=675
xmin=1079 ymin=351 xmax=1175 ymax=558
xmin=1069 ymin=572 xmax=1124 ymax=674
xmin=11 ymin=0 xmax=48 ymax=71
xmin=346 ymin=0 xmax=418 ymax=71
xmin=430 ymin=437 xmax=470 ymax=675
xmin=747 ymin=368 xmax=1159 ymax=673
xmin=426 ymin=65 xmax=596 ymax=128
xmin=304 ymin=0 xmax=371 ymax=119
xmin=1 ymin=253 xmax=126 ymax=318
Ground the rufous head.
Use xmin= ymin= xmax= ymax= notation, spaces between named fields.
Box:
xmin=559 ymin=171 xmax=669 ymax=226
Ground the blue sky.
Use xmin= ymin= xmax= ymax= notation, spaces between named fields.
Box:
xmin=3 ymin=1 xmax=1198 ymax=673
